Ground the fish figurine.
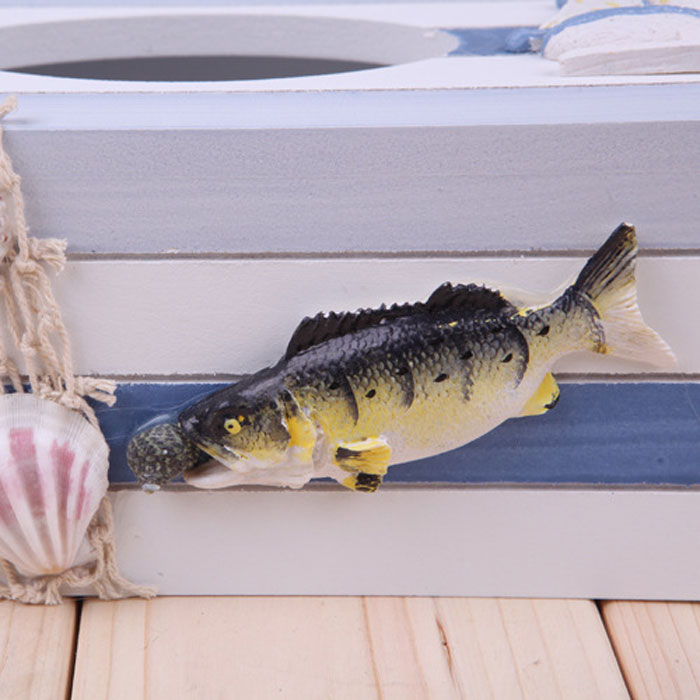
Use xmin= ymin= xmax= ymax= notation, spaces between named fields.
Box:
xmin=178 ymin=224 xmax=675 ymax=492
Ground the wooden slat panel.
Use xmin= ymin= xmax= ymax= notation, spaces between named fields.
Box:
xmin=5 ymin=81 xmax=699 ymax=258
xmin=0 ymin=599 xmax=77 ymax=700
xmin=51 ymin=257 xmax=694 ymax=376
xmin=109 ymin=490 xmax=700 ymax=599
xmin=72 ymin=597 xmax=379 ymax=699
xmin=72 ymin=597 xmax=627 ymax=699
xmin=433 ymin=599 xmax=629 ymax=699
xmin=602 ymin=601 xmax=700 ymax=699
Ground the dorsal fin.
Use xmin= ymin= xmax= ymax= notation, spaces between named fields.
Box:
xmin=285 ymin=302 xmax=418 ymax=359
xmin=285 ymin=283 xmax=515 ymax=360
xmin=426 ymin=283 xmax=516 ymax=314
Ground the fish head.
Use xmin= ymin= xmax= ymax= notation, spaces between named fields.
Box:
xmin=178 ymin=384 xmax=291 ymax=472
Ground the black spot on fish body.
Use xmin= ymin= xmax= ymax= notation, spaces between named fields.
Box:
xmin=461 ymin=349 xmax=473 ymax=361
xmin=365 ymin=389 xmax=376 ymax=398
xmin=389 ymin=356 xmax=415 ymax=409
xmin=434 ymin=373 xmax=448 ymax=383
xmin=493 ymin=326 xmax=530 ymax=388
xmin=538 ymin=324 xmax=550 ymax=337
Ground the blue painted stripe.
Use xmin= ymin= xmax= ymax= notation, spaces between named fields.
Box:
xmin=101 ymin=382 xmax=700 ymax=487
xmin=445 ymin=27 xmax=538 ymax=56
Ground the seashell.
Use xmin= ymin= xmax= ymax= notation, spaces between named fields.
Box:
xmin=0 ymin=393 xmax=109 ymax=577
xmin=127 ymin=422 xmax=200 ymax=491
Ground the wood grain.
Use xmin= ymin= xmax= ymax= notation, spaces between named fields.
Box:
xmin=72 ymin=596 xmax=628 ymax=699
xmin=430 ymin=598 xmax=629 ymax=699
xmin=602 ymin=601 xmax=700 ymax=699
xmin=72 ymin=597 xmax=380 ymax=700
xmin=0 ymin=599 xmax=77 ymax=700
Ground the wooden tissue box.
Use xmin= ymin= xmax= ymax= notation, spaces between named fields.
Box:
xmin=2 ymin=1 xmax=699 ymax=598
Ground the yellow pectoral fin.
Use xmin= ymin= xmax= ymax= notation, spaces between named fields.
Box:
xmin=519 ymin=373 xmax=561 ymax=417
xmin=285 ymin=410 xmax=317 ymax=463
xmin=334 ymin=437 xmax=392 ymax=475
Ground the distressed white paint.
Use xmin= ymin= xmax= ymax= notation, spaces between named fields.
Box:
xmin=43 ymin=256 xmax=696 ymax=376
xmin=109 ymin=486 xmax=700 ymax=599
xmin=6 ymin=117 xmax=699 ymax=254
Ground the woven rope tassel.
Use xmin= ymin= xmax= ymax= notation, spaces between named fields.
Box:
xmin=0 ymin=97 xmax=155 ymax=604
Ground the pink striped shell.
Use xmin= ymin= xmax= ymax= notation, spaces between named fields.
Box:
xmin=0 ymin=394 xmax=109 ymax=577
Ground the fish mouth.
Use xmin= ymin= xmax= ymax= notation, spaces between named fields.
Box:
xmin=194 ymin=439 xmax=243 ymax=469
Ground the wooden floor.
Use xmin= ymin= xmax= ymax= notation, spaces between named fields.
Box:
xmin=1 ymin=597 xmax=699 ymax=699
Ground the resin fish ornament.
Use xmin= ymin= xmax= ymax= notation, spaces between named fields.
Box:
xmin=171 ymin=224 xmax=673 ymax=491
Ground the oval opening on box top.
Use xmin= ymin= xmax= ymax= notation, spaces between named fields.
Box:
xmin=6 ymin=55 xmax=384 ymax=82
xmin=0 ymin=14 xmax=457 ymax=83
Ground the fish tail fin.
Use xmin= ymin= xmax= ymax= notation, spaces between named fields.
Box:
xmin=572 ymin=223 xmax=676 ymax=368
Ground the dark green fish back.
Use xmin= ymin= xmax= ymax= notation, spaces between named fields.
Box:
xmin=285 ymin=282 xmax=518 ymax=360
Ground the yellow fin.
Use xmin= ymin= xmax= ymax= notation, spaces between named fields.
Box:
xmin=334 ymin=437 xmax=391 ymax=475
xmin=285 ymin=410 xmax=316 ymax=463
xmin=519 ymin=373 xmax=560 ymax=417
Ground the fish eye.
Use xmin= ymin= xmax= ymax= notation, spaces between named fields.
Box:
xmin=224 ymin=418 xmax=242 ymax=435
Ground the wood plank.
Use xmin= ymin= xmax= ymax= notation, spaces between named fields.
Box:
xmin=51 ymin=256 xmax=694 ymax=376
xmin=72 ymin=596 xmax=627 ymax=699
xmin=109 ymin=490 xmax=700 ymax=599
xmin=0 ymin=599 xmax=77 ymax=700
xmin=5 ymin=92 xmax=699 ymax=255
xmin=602 ymin=601 xmax=700 ymax=699
xmin=72 ymin=597 xmax=379 ymax=699
xmin=432 ymin=599 xmax=629 ymax=699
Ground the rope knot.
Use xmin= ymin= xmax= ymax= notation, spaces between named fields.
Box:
xmin=18 ymin=334 xmax=39 ymax=357
xmin=28 ymin=237 xmax=66 ymax=271
xmin=12 ymin=257 xmax=38 ymax=275
xmin=57 ymin=393 xmax=85 ymax=412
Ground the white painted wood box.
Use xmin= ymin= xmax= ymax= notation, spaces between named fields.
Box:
xmin=1 ymin=0 xmax=699 ymax=598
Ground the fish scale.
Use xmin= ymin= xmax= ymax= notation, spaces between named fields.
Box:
xmin=280 ymin=310 xmax=530 ymax=463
